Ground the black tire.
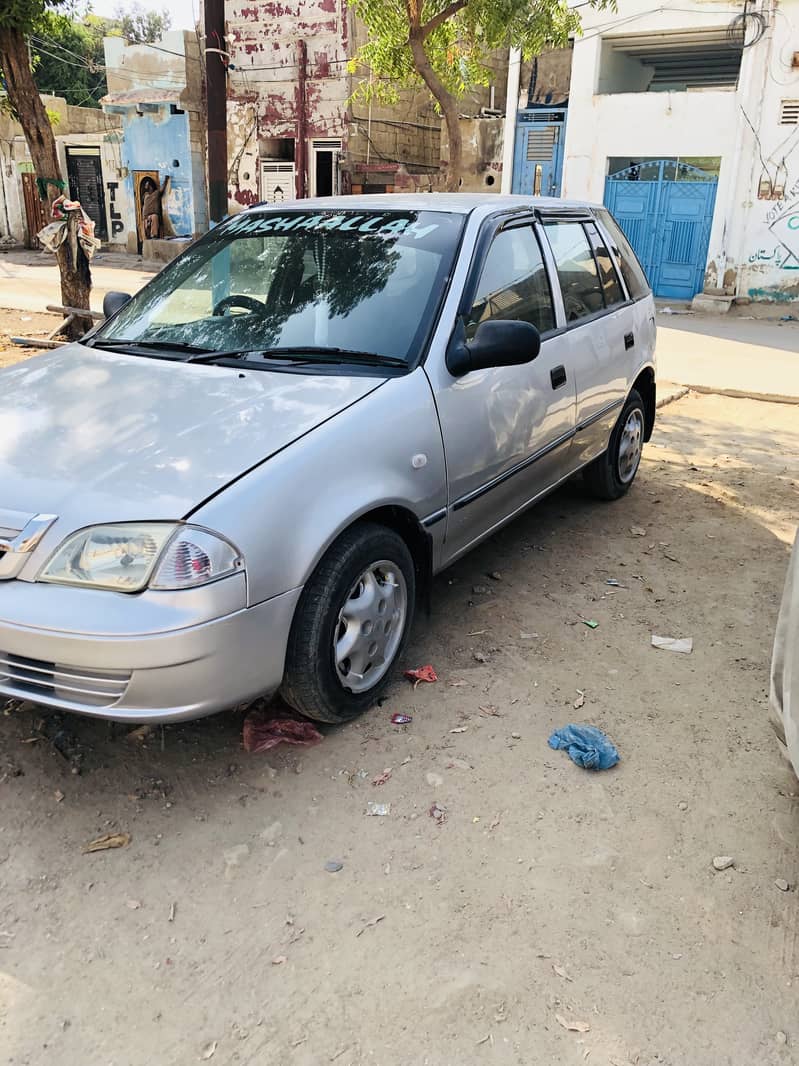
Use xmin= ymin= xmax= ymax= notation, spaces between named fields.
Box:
xmin=281 ymin=523 xmax=416 ymax=724
xmin=584 ymin=389 xmax=646 ymax=501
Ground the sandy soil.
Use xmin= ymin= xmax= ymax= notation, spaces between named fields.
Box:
xmin=0 ymin=308 xmax=56 ymax=367
xmin=1 ymin=392 xmax=798 ymax=1066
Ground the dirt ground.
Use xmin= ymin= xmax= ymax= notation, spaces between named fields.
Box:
xmin=0 ymin=308 xmax=57 ymax=367
xmin=1 ymin=391 xmax=798 ymax=1066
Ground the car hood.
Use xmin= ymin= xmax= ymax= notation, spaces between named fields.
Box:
xmin=0 ymin=345 xmax=385 ymax=526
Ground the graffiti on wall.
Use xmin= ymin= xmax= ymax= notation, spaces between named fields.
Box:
xmin=106 ymin=181 xmax=124 ymax=237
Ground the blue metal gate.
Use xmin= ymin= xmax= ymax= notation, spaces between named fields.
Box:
xmin=512 ymin=109 xmax=567 ymax=197
xmin=603 ymin=160 xmax=718 ymax=300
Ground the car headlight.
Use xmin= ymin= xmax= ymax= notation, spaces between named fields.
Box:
xmin=38 ymin=523 xmax=243 ymax=592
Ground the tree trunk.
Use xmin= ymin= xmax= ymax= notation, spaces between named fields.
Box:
xmin=408 ymin=30 xmax=462 ymax=192
xmin=0 ymin=25 xmax=92 ymax=337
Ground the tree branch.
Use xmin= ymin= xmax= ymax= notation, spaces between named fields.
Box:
xmin=420 ymin=0 xmax=468 ymax=38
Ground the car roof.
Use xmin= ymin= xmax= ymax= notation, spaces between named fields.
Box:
xmin=243 ymin=193 xmax=600 ymax=216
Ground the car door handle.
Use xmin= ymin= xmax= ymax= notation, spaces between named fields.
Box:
xmin=624 ymin=332 xmax=635 ymax=350
xmin=550 ymin=365 xmax=567 ymax=389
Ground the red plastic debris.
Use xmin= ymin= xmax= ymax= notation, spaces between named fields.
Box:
xmin=242 ymin=712 xmax=323 ymax=753
xmin=403 ymin=665 xmax=438 ymax=686
xmin=390 ymin=713 xmax=412 ymax=725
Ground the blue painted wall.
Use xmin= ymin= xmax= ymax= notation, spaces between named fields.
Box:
xmin=120 ymin=106 xmax=196 ymax=236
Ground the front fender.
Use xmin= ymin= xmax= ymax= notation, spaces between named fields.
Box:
xmin=190 ymin=368 xmax=447 ymax=606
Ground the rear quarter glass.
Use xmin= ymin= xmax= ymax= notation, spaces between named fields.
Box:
xmin=595 ymin=208 xmax=650 ymax=300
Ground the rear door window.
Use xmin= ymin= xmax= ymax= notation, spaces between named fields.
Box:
xmin=595 ymin=208 xmax=650 ymax=299
xmin=466 ymin=225 xmax=555 ymax=338
xmin=544 ymin=221 xmax=606 ymax=323
xmin=585 ymin=222 xmax=625 ymax=307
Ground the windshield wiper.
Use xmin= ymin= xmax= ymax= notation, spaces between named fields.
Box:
xmin=185 ymin=346 xmax=408 ymax=368
xmin=89 ymin=338 xmax=215 ymax=355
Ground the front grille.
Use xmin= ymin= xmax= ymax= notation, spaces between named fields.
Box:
xmin=0 ymin=652 xmax=131 ymax=708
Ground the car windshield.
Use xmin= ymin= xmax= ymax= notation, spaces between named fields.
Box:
xmin=93 ymin=209 xmax=465 ymax=364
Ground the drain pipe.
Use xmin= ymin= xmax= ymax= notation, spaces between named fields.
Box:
xmin=500 ymin=47 xmax=521 ymax=194
xmin=296 ymin=39 xmax=308 ymax=199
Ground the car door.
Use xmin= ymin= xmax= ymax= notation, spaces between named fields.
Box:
xmin=426 ymin=218 xmax=576 ymax=564
xmin=541 ymin=217 xmax=630 ymax=466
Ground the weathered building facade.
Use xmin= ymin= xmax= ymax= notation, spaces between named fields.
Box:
xmin=101 ymin=31 xmax=208 ymax=254
xmin=558 ymin=0 xmax=799 ymax=305
xmin=0 ymin=95 xmax=123 ymax=249
xmin=224 ymin=0 xmax=443 ymax=209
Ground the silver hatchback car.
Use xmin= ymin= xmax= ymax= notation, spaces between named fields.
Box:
xmin=0 ymin=194 xmax=656 ymax=723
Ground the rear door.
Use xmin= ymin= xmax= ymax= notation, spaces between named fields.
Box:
xmin=540 ymin=217 xmax=630 ymax=465
xmin=427 ymin=217 xmax=576 ymax=563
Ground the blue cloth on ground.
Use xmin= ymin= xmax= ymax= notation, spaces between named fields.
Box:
xmin=548 ymin=723 xmax=619 ymax=770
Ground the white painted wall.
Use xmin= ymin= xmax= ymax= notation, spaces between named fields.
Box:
xmin=562 ymin=0 xmax=799 ymax=302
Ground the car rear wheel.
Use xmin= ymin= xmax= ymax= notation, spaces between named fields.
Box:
xmin=584 ymin=389 xmax=646 ymax=500
xmin=281 ymin=523 xmax=415 ymax=723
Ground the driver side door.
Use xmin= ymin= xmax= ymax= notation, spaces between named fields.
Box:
xmin=427 ymin=220 xmax=577 ymax=564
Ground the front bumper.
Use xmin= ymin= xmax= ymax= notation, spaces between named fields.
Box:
xmin=0 ymin=577 xmax=302 ymax=722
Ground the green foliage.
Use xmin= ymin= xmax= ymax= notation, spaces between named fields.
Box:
xmin=30 ymin=10 xmax=115 ymax=107
xmin=115 ymin=3 xmax=171 ymax=44
xmin=349 ymin=0 xmax=603 ymax=105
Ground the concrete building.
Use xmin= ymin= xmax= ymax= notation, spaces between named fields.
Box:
xmin=100 ymin=31 xmax=208 ymax=255
xmin=558 ymin=0 xmax=799 ymax=305
xmin=0 ymin=95 xmax=123 ymax=249
xmin=224 ymin=0 xmax=444 ymax=208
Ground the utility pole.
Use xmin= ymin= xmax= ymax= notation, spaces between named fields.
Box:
xmin=204 ymin=0 xmax=227 ymax=223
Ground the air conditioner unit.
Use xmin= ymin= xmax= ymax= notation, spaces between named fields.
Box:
xmin=259 ymin=161 xmax=296 ymax=203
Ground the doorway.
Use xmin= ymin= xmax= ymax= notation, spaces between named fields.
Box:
xmin=512 ymin=109 xmax=567 ymax=197
xmin=604 ymin=159 xmax=719 ymax=300
xmin=65 ymin=146 xmax=108 ymax=241
xmin=133 ymin=169 xmax=159 ymax=253
xmin=310 ymin=139 xmax=341 ymax=197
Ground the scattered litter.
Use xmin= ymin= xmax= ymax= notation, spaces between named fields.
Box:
xmin=476 ymin=1033 xmax=494 ymax=1047
xmin=429 ymin=802 xmax=448 ymax=824
xmin=606 ymin=579 xmax=625 ymax=588
xmin=426 ymin=771 xmax=444 ymax=787
xmin=469 ymin=629 xmax=487 ymax=636
xmin=366 ymin=801 xmax=391 ymax=816
xmin=242 ymin=713 xmax=323 ymax=753
xmin=372 ymin=768 xmax=392 ymax=786
xmin=473 ymin=816 xmax=480 ymax=823
xmin=403 ymin=665 xmax=437 ymax=686
xmin=271 ymin=954 xmax=287 ymax=965
xmin=555 ymin=1014 xmax=590 ymax=1033
xmin=447 ymin=758 xmax=471 ymax=770
xmin=473 ymin=651 xmax=489 ymax=663
xmin=775 ymin=878 xmax=790 ymax=892
xmin=548 ymin=724 xmax=619 ymax=770
xmin=54 ymin=789 xmax=65 ymax=803
xmin=126 ymin=724 xmax=153 ymax=743
xmin=489 ymin=571 xmax=502 ymax=581
xmin=472 ymin=584 xmax=490 ymax=595
xmin=83 ymin=832 xmax=131 ymax=853
xmin=169 ymin=902 xmax=177 ymax=922
xmin=126 ymin=899 xmax=141 ymax=910
xmin=325 ymin=860 xmax=344 ymax=873
xmin=479 ymin=705 xmax=501 ymax=717
xmin=355 ymin=914 xmax=385 ymax=937
xmin=489 ymin=812 xmax=502 ymax=830
xmin=553 ymin=964 xmax=573 ymax=982
xmin=660 ymin=306 xmax=693 ymax=315
xmin=200 ymin=1041 xmax=218 ymax=1060
xmin=677 ymin=801 xmax=688 ymax=811
xmin=511 ymin=732 xmax=521 ymax=739
xmin=712 ymin=856 xmax=734 ymax=871
xmin=651 ymin=634 xmax=693 ymax=654
xmin=630 ymin=526 xmax=647 ymax=537
xmin=663 ymin=550 xmax=680 ymax=563
xmin=573 ymin=690 xmax=585 ymax=710
xmin=776 ymin=1031 xmax=788 ymax=1045
xmin=391 ymin=713 xmax=412 ymax=725
xmin=582 ymin=620 xmax=599 ymax=629
xmin=450 ymin=726 xmax=468 ymax=734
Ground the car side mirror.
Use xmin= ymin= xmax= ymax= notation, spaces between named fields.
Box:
xmin=446 ymin=318 xmax=541 ymax=377
xmin=103 ymin=291 xmax=132 ymax=319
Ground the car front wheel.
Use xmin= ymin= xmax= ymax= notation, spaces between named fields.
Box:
xmin=281 ymin=523 xmax=415 ymax=723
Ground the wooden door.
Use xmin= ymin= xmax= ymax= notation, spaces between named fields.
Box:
xmin=21 ymin=172 xmax=46 ymax=250
xmin=133 ymin=169 xmax=159 ymax=252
